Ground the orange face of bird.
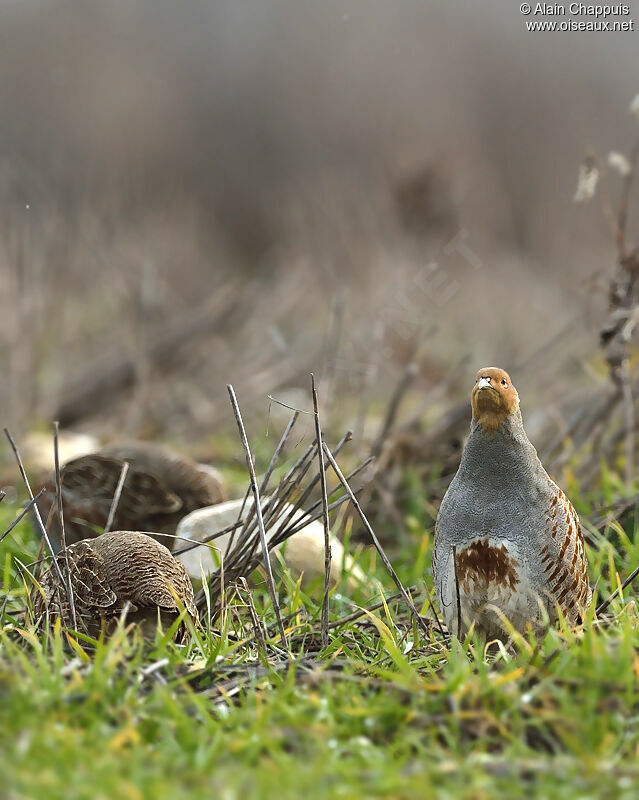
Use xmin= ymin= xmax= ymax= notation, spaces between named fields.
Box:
xmin=471 ymin=367 xmax=519 ymax=433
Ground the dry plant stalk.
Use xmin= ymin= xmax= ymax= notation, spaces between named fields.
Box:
xmin=322 ymin=441 xmax=431 ymax=638
xmin=227 ymin=384 xmax=288 ymax=650
xmin=104 ymin=461 xmax=130 ymax=535
xmin=0 ymin=489 xmax=45 ymax=545
xmin=3 ymin=428 xmax=71 ymax=617
xmin=311 ymin=373 xmax=332 ymax=649
xmin=596 ymin=560 xmax=639 ymax=615
xmin=192 ymin=437 xmax=365 ymax=613
xmin=580 ymin=115 xmax=639 ymax=486
xmin=53 ymin=421 xmax=77 ymax=630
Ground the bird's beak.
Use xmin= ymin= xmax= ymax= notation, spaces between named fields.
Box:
xmin=477 ymin=376 xmax=492 ymax=390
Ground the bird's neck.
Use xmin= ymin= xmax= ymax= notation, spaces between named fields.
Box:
xmin=460 ymin=410 xmax=540 ymax=483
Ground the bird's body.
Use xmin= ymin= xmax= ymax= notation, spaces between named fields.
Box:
xmin=433 ymin=368 xmax=591 ymax=639
xmin=32 ymin=531 xmax=197 ymax=642
xmin=37 ymin=441 xmax=227 ymax=551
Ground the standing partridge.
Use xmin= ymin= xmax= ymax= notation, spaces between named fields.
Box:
xmin=32 ymin=531 xmax=197 ymax=642
xmin=433 ymin=367 xmax=591 ymax=640
xmin=37 ymin=441 xmax=227 ymax=551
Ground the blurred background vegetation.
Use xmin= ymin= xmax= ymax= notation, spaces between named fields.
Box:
xmin=0 ymin=0 xmax=637 ymax=496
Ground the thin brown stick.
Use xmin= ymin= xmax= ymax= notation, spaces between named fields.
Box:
xmin=261 ymin=411 xmax=300 ymax=494
xmin=596 ymin=561 xmax=639 ymax=615
xmin=327 ymin=589 xmax=412 ymax=629
xmin=223 ymin=409 xmax=300 ymax=559
xmin=283 ymin=476 xmax=370 ymax=540
xmin=594 ymin=135 xmax=639 ymax=486
xmin=322 ymin=442 xmax=430 ymax=637
xmin=0 ymin=489 xmax=46 ymax=544
xmin=4 ymin=429 xmax=66 ymax=588
xmin=53 ymin=422 xmax=76 ymax=630
xmin=268 ymin=431 xmax=353 ymax=545
xmin=267 ymin=395 xmax=313 ymax=415
xmin=423 ymin=581 xmax=447 ymax=640
xmin=219 ymin=549 xmax=226 ymax=632
xmin=104 ymin=461 xmax=130 ymax=534
xmin=311 ymin=374 xmax=332 ymax=649
xmin=171 ymin=520 xmax=246 ymax=556
xmin=237 ymin=437 xmax=355 ymax=559
xmin=238 ymin=442 xmax=317 ymax=553
xmin=221 ymin=444 xmax=318 ymax=581
xmin=229 ymin=444 xmax=318 ymax=577
xmin=227 ymin=384 xmax=288 ymax=651
xmin=193 ymin=432 xmax=361 ymax=614
xmin=227 ymin=486 xmax=253 ymax=562
xmin=621 ymin=365 xmax=634 ymax=489
xmin=239 ymin=577 xmax=266 ymax=653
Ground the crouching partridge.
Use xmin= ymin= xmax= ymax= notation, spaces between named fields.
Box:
xmin=433 ymin=367 xmax=591 ymax=640
xmin=37 ymin=441 xmax=227 ymax=551
xmin=32 ymin=532 xmax=198 ymax=643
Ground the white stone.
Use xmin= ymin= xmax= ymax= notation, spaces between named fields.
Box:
xmin=176 ymin=497 xmax=367 ymax=591
xmin=23 ymin=430 xmax=100 ymax=475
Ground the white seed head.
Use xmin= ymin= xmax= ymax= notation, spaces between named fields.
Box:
xmin=573 ymin=163 xmax=599 ymax=204
xmin=607 ymin=151 xmax=632 ymax=177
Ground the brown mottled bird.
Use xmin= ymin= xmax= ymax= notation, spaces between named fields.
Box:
xmin=32 ymin=532 xmax=197 ymax=642
xmin=37 ymin=442 xmax=227 ymax=551
xmin=433 ymin=367 xmax=591 ymax=640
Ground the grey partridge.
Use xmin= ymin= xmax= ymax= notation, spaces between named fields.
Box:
xmin=32 ymin=531 xmax=197 ymax=643
xmin=433 ymin=367 xmax=591 ymax=640
xmin=37 ymin=441 xmax=227 ymax=551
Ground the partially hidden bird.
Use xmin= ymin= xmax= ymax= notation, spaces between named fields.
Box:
xmin=32 ymin=531 xmax=197 ymax=642
xmin=433 ymin=367 xmax=591 ymax=640
xmin=37 ymin=441 xmax=227 ymax=551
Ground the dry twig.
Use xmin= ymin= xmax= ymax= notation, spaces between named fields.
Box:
xmin=104 ymin=461 xmax=130 ymax=535
xmin=322 ymin=441 xmax=430 ymax=637
xmin=53 ymin=422 xmax=77 ymax=630
xmin=311 ymin=374 xmax=332 ymax=649
xmin=227 ymin=384 xmax=288 ymax=651
xmin=3 ymin=429 xmax=67 ymax=594
xmin=593 ymin=134 xmax=639 ymax=487
xmin=0 ymin=489 xmax=46 ymax=545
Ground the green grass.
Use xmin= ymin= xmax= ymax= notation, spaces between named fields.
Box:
xmin=1 ymin=477 xmax=639 ymax=800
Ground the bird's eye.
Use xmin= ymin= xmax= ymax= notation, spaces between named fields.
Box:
xmin=501 ymin=378 xmax=508 ymax=386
